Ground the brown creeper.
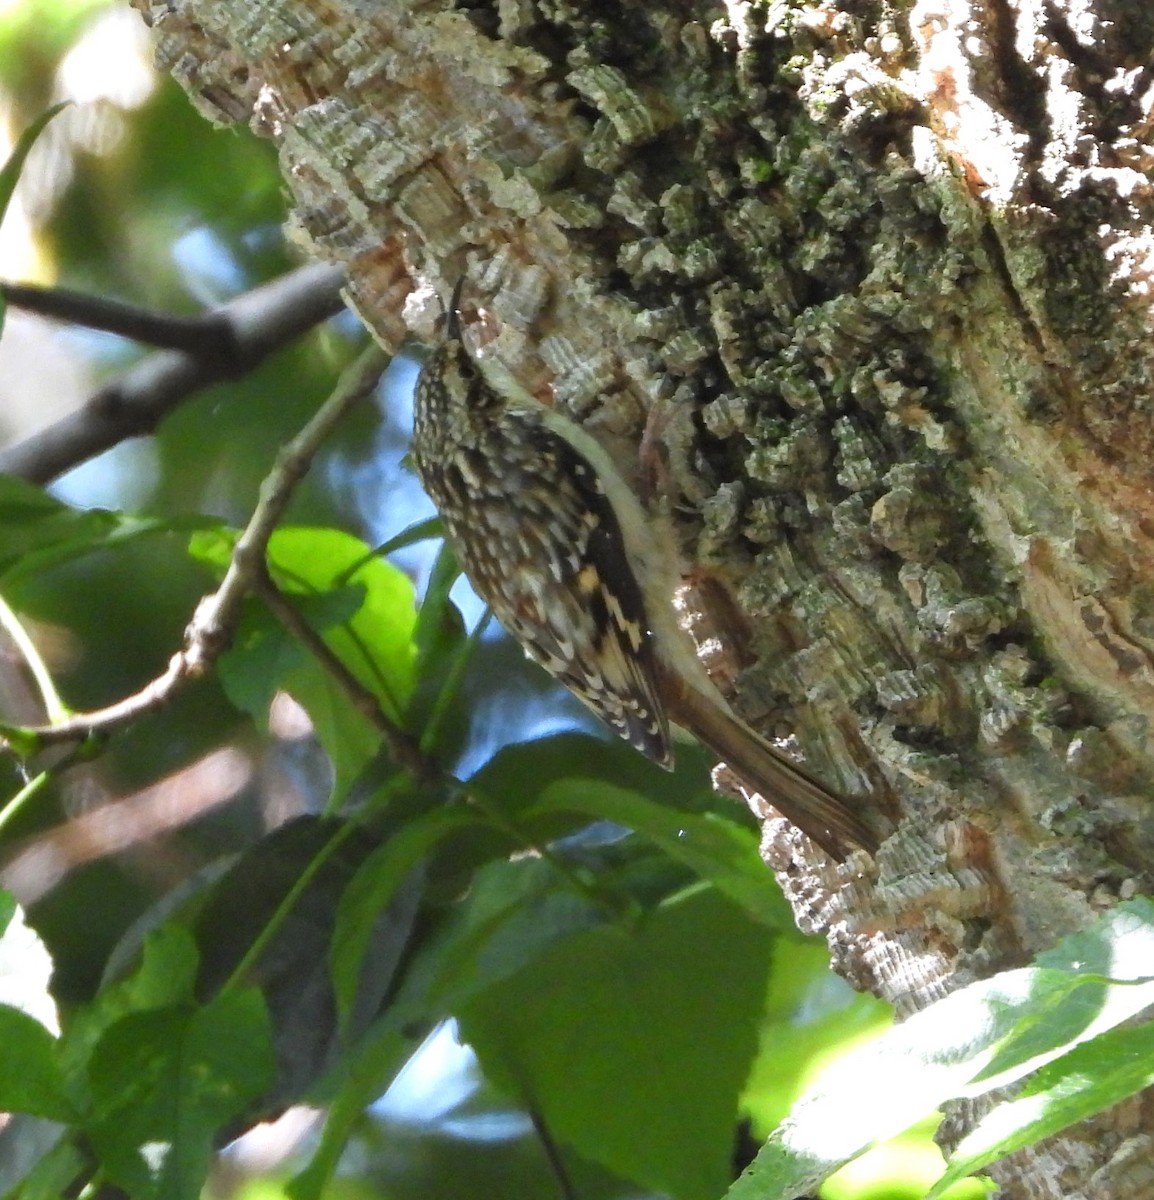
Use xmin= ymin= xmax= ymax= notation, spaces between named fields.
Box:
xmin=410 ymin=285 xmax=876 ymax=861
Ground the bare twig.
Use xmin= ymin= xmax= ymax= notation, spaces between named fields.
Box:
xmin=0 ymin=261 xmax=349 ymax=484
xmin=184 ymin=342 xmax=391 ymax=671
xmin=1 ymin=342 xmax=390 ymax=752
xmin=1 ymin=281 xmax=243 ymax=357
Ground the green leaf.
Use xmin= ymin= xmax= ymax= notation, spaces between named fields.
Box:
xmin=265 ymin=528 xmax=416 ymax=797
xmin=201 ymin=526 xmax=419 ymax=798
xmin=187 ymin=814 xmax=420 ymax=1113
xmin=413 ymin=539 xmax=463 ymax=672
xmin=287 ymin=1018 xmax=415 ymax=1200
xmin=476 ymin=727 xmax=720 ymax=804
xmin=267 ymin=527 xmax=416 ymax=719
xmin=726 ymin=898 xmax=1154 ymax=1200
xmin=114 ymin=923 xmax=201 ymax=1008
xmin=191 ymin=816 xmax=365 ymax=999
xmin=458 ymin=886 xmax=774 ymax=1200
xmin=331 ymin=807 xmax=483 ymax=1032
xmin=922 ymin=899 xmax=1154 ymax=1195
xmin=298 ymin=516 xmax=443 ymax=592
xmin=930 ymin=1017 xmax=1154 ymax=1196
xmin=742 ymin=941 xmax=891 ymax=1133
xmin=0 ymin=477 xmax=219 ymax=588
xmin=0 ymin=1006 xmax=70 ymax=1120
xmin=366 ymin=515 xmax=443 ymax=562
xmin=974 ymin=896 xmax=1154 ymax=1084
xmin=186 ymin=527 xmax=234 ymax=573
xmin=85 ymin=990 xmax=275 ymax=1200
xmin=392 ymin=855 xmax=605 ymax=1021
xmin=0 ymin=1139 xmax=87 ymax=1200
xmin=60 ymin=924 xmax=200 ymax=1081
xmin=0 ymin=103 xmax=69 ymax=225
xmin=215 ymin=603 xmax=306 ymax=724
xmin=0 ymin=897 xmax=65 ymax=1123
xmin=280 ymin=660 xmax=382 ymax=804
xmin=216 ymin=587 xmax=364 ymax=725
xmin=298 ymin=848 xmax=608 ymax=1200
xmin=532 ymin=779 xmax=794 ymax=928
xmin=406 ymin=540 xmax=469 ymax=747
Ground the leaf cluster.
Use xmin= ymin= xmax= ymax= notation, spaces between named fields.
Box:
xmin=0 ymin=468 xmax=806 ymax=1200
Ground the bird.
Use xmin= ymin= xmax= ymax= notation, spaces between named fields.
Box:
xmin=409 ymin=280 xmax=876 ymax=861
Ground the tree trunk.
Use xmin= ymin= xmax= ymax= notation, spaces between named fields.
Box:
xmin=130 ymin=0 xmax=1154 ymax=1194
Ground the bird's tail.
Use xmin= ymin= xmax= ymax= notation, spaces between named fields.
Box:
xmin=671 ymin=684 xmax=877 ymax=861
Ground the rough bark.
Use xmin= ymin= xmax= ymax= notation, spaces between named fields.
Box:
xmin=129 ymin=0 xmax=1154 ymax=1194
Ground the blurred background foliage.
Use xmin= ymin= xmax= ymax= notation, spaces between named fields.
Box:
xmin=0 ymin=3 xmax=983 ymax=1198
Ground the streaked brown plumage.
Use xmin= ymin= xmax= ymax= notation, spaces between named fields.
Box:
xmin=410 ymin=286 xmax=876 ymax=861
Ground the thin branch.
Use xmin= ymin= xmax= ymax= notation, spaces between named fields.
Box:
xmin=184 ymin=342 xmax=392 ymax=671
xmin=0 ymin=261 xmax=349 ymax=485
xmin=0 ymin=342 xmax=390 ymax=752
xmin=0 ymin=651 xmax=189 ymax=749
xmin=255 ymin=574 xmax=428 ymax=779
xmin=1 ymin=281 xmax=243 ymax=357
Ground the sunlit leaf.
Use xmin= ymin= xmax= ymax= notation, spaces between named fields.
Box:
xmin=0 ymin=1006 xmax=71 ymax=1120
xmin=192 ymin=525 xmax=419 ymax=798
xmin=743 ymin=941 xmax=891 ymax=1134
xmin=727 ymin=898 xmax=1154 ymax=1200
xmin=931 ymin=1017 xmax=1154 ymax=1195
xmin=267 ymin=528 xmax=416 ymax=720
